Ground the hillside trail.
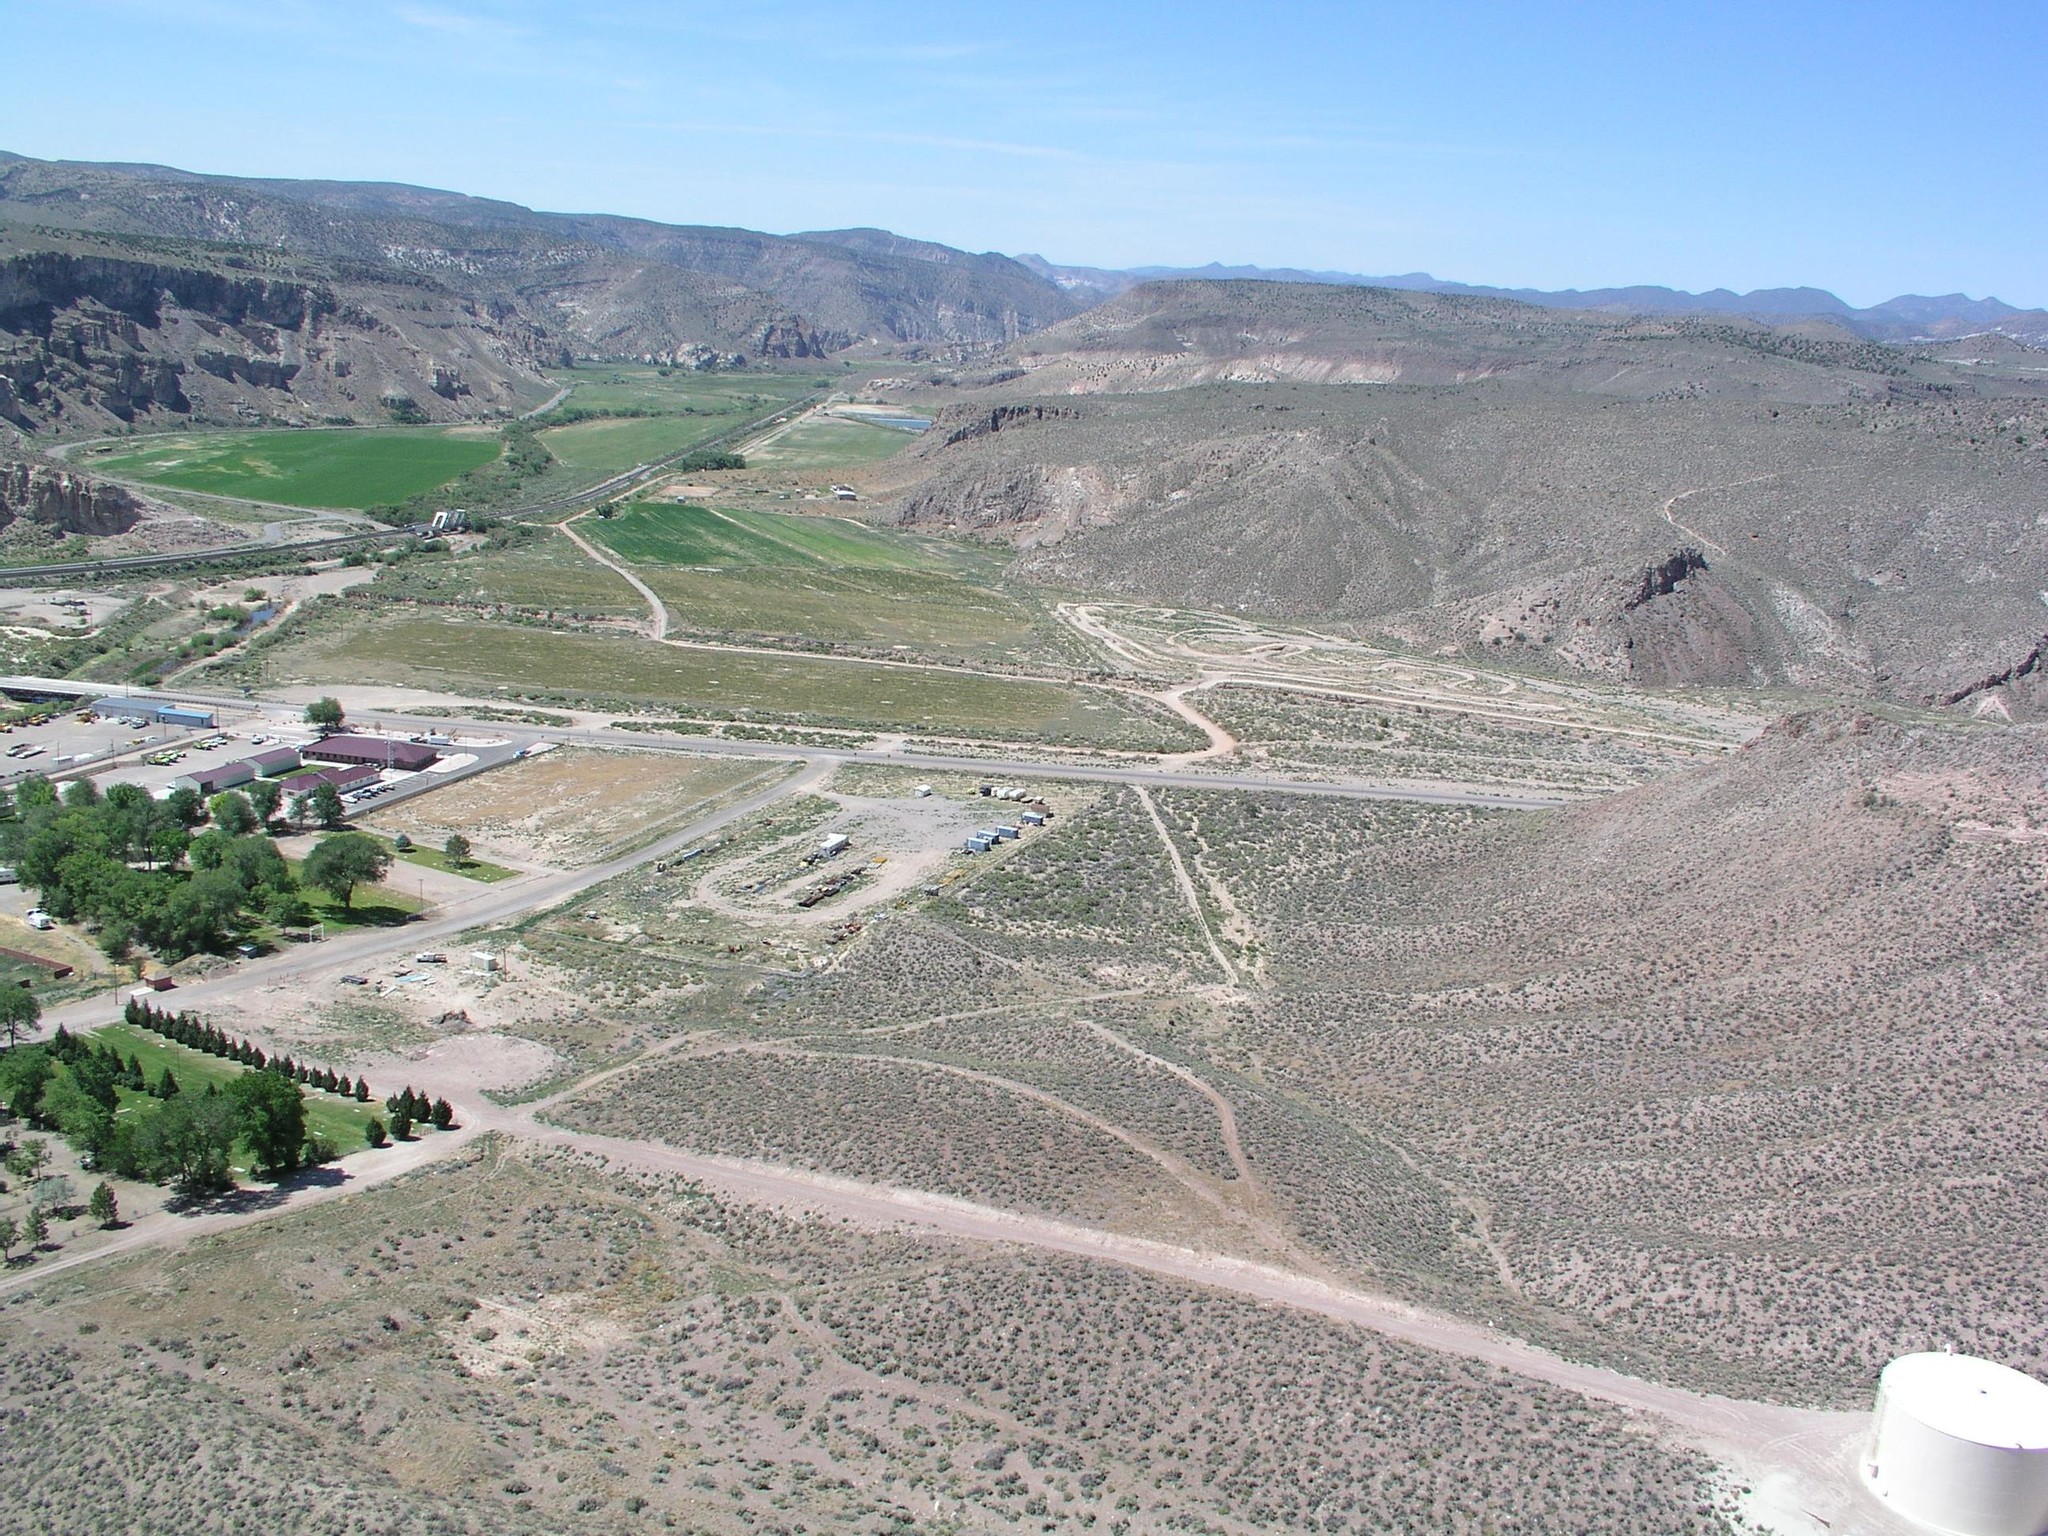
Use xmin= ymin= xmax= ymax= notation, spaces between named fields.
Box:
xmin=1133 ymin=783 xmax=1239 ymax=986
xmin=6 ymin=988 xmax=1895 ymax=1534
xmin=562 ymin=512 xmax=670 ymax=640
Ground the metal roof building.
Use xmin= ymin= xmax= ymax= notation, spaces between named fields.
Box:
xmin=303 ymin=735 xmax=438 ymax=772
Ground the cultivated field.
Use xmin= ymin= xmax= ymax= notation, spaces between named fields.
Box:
xmin=741 ymin=407 xmax=924 ymax=472
xmin=361 ymin=746 xmax=782 ymax=867
xmin=84 ymin=427 xmax=502 ymax=508
xmin=590 ymin=501 xmax=1072 ymax=661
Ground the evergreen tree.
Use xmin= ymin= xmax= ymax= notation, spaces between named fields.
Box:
xmin=88 ymin=1181 xmax=118 ymax=1227
xmin=354 ymin=1077 xmax=371 ymax=1102
xmin=390 ymin=1107 xmax=413 ymax=1141
xmin=155 ymin=1067 xmax=179 ymax=1099
xmin=23 ymin=1207 xmax=48 ymax=1248
xmin=0 ymin=1215 xmax=16 ymax=1261
xmin=430 ymin=1097 xmax=454 ymax=1130
xmin=365 ymin=1117 xmax=388 ymax=1148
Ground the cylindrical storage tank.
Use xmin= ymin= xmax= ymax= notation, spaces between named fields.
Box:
xmin=1864 ymin=1352 xmax=2048 ymax=1536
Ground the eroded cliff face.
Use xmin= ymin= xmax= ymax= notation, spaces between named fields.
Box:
xmin=0 ymin=459 xmax=143 ymax=535
xmin=0 ymin=248 xmax=554 ymax=433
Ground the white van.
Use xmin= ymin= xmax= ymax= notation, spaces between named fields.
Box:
xmin=25 ymin=909 xmax=55 ymax=930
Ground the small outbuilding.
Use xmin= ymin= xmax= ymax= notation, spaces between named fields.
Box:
xmin=244 ymin=746 xmax=303 ymax=776
xmin=171 ymin=761 xmax=256 ymax=797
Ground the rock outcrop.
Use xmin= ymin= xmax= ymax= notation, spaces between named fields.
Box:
xmin=0 ymin=459 xmax=144 ymax=536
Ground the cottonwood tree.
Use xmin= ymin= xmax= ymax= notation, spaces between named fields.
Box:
xmin=302 ymin=833 xmax=392 ymax=910
xmin=310 ymin=781 xmax=346 ymax=830
xmin=443 ymin=833 xmax=472 ymax=868
xmin=0 ymin=987 xmax=37 ymax=1049
xmin=304 ymin=697 xmax=345 ymax=732
xmin=227 ymin=1070 xmax=306 ymax=1177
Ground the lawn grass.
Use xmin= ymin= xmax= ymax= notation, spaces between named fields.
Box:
xmin=267 ymin=611 xmax=1194 ymax=747
xmin=386 ymin=840 xmax=521 ymax=884
xmin=92 ymin=1022 xmax=380 ymax=1153
xmin=86 ymin=428 xmax=502 ymax=509
xmin=279 ymin=853 xmax=428 ymax=928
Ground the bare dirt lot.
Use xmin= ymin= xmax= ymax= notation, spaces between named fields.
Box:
xmin=361 ymin=745 xmax=784 ymax=867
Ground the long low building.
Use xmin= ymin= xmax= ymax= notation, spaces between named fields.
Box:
xmin=279 ymin=763 xmax=380 ymax=799
xmin=91 ymin=698 xmax=217 ymax=729
xmin=303 ymin=734 xmax=438 ymax=772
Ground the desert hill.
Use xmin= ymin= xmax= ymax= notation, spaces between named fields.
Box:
xmin=0 ymin=151 xmax=1082 ymax=436
xmin=1196 ymin=708 xmax=2048 ymax=1399
xmin=1017 ymin=253 xmax=2048 ymax=345
xmin=873 ymin=282 xmax=2048 ymax=708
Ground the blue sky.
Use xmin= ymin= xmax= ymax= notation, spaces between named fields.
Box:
xmin=2 ymin=1 xmax=2042 ymax=306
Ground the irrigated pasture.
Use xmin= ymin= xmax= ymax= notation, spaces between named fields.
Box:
xmin=742 ymin=409 xmax=923 ymax=471
xmin=86 ymin=428 xmax=501 ymax=508
xmin=591 ymin=501 xmax=1050 ymax=657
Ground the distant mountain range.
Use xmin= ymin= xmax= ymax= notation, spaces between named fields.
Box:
xmin=1013 ymin=256 xmax=2048 ymax=345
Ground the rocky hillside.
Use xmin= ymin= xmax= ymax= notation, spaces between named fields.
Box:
xmin=0 ymin=225 xmax=558 ymax=435
xmin=0 ymin=153 xmax=1078 ymax=383
xmin=872 ymin=282 xmax=2048 ymax=709
xmin=0 ymin=457 xmax=143 ymax=535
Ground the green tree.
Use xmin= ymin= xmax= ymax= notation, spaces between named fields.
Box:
xmin=88 ymin=1181 xmax=118 ymax=1227
xmin=246 ymin=777 xmax=283 ymax=826
xmin=442 ymin=832 xmax=472 ymax=868
xmin=264 ymin=887 xmax=314 ymax=930
xmin=23 ymin=1206 xmax=47 ymax=1248
xmin=364 ymin=1116 xmax=388 ymax=1149
xmin=430 ymin=1096 xmax=455 ymax=1130
xmin=286 ymin=791 xmax=314 ymax=831
xmin=129 ymin=1092 xmax=240 ymax=1196
xmin=301 ymin=833 xmax=391 ymax=910
xmin=310 ymin=781 xmax=346 ymax=830
xmin=389 ymin=1107 xmax=413 ymax=1140
xmin=209 ymin=791 xmax=259 ymax=837
xmin=0 ymin=1216 xmax=16 ymax=1261
xmin=39 ymin=1070 xmax=114 ymax=1165
xmin=227 ymin=1070 xmax=306 ymax=1177
xmin=0 ymin=986 xmax=38 ymax=1049
xmin=164 ymin=786 xmax=207 ymax=829
xmin=0 ymin=1047 xmax=53 ymax=1122
xmin=4 ymin=1135 xmax=49 ymax=1183
xmin=304 ymin=697 xmax=345 ymax=732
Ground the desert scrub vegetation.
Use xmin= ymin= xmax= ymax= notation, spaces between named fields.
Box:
xmin=949 ymin=787 xmax=1216 ymax=980
xmin=1200 ymin=684 xmax=1715 ymax=791
xmin=549 ymin=1051 xmax=1210 ymax=1230
xmin=808 ymin=1253 xmax=1727 ymax=1536
xmin=1158 ymin=714 xmax=2048 ymax=1402
xmin=801 ymin=1003 xmax=1242 ymax=1184
xmin=2 ymin=1138 xmax=1731 ymax=1536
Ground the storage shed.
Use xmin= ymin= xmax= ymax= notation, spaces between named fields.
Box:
xmin=244 ymin=746 xmax=303 ymax=776
xmin=170 ymin=761 xmax=256 ymax=797
xmin=1865 ymin=1352 xmax=2048 ymax=1536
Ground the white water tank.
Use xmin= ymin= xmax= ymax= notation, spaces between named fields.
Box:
xmin=1865 ymin=1352 xmax=2048 ymax=1536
